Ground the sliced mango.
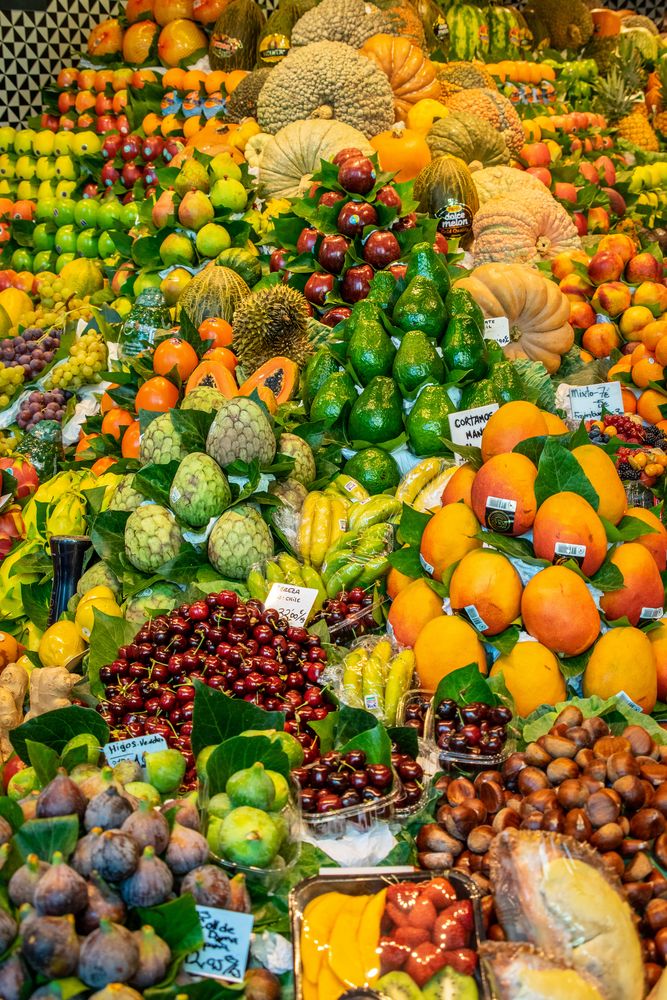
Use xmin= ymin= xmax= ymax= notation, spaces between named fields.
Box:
xmin=303 ymin=976 xmax=319 ymax=1000
xmin=328 ymin=895 xmax=371 ymax=987
xmin=301 ymin=892 xmax=350 ymax=983
xmin=319 ymin=959 xmax=348 ymax=1000
xmin=359 ymin=888 xmax=388 ymax=985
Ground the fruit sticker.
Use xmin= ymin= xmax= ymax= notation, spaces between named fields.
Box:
xmin=484 ymin=496 xmax=517 ymax=534
xmin=554 ymin=541 xmax=587 ymax=568
xmin=433 ymin=15 xmax=449 ymax=38
xmin=210 ymin=34 xmax=244 ymax=59
xmin=483 ymin=317 xmax=510 ymax=348
xmin=258 ymin=33 xmax=290 ymax=63
xmin=184 ymin=905 xmax=254 ymax=983
xmin=435 ymin=201 xmax=473 ymax=239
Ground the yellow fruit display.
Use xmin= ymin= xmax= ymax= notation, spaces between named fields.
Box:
xmin=583 ymin=626 xmax=657 ymax=713
xmin=490 ymin=640 xmax=567 ymax=717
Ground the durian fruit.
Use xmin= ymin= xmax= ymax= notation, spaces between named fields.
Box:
xmin=583 ymin=36 xmax=619 ymax=74
xmin=622 ymin=15 xmax=659 ymax=36
xmin=227 ymin=69 xmax=272 ymax=122
xmin=232 ymin=285 xmax=313 ymax=372
xmin=532 ymin=0 xmax=593 ymax=49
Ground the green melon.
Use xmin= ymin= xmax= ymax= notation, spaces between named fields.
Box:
xmin=178 ymin=263 xmax=250 ymax=329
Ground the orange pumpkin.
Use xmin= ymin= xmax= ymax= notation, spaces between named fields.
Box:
xmin=360 ymin=33 xmax=442 ymax=122
xmin=371 ymin=124 xmax=432 ymax=182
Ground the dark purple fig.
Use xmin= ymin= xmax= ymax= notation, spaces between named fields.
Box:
xmin=77 ymin=872 xmax=126 ymax=934
xmin=0 ymin=905 xmax=17 ymax=951
xmin=0 ymin=954 xmax=27 ymax=1000
xmin=180 ymin=864 xmax=230 ymax=907
xmin=33 ymin=851 xmax=88 ymax=916
xmin=21 ymin=913 xmax=80 ymax=977
xmin=129 ymin=925 xmax=171 ymax=989
xmin=112 ymin=760 xmax=142 ymax=786
xmin=78 ymin=919 xmax=139 ymax=988
xmin=0 ymin=815 xmax=12 ymax=844
xmin=8 ymin=853 xmax=50 ymax=906
xmin=36 ymin=771 xmax=87 ymax=820
xmin=72 ymin=827 xmax=104 ymax=878
xmin=89 ymin=987 xmax=143 ymax=1000
xmin=162 ymin=797 xmax=200 ymax=831
xmin=91 ymin=830 xmax=140 ymax=882
xmin=84 ymin=786 xmax=133 ymax=831
xmin=120 ymin=846 xmax=173 ymax=908
xmin=164 ymin=822 xmax=208 ymax=875
xmin=245 ymin=968 xmax=282 ymax=1000
xmin=229 ymin=872 xmax=252 ymax=913
xmin=121 ymin=802 xmax=170 ymax=853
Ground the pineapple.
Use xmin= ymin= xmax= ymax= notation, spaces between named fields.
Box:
xmin=595 ymin=67 xmax=660 ymax=152
xmin=652 ymin=58 xmax=667 ymax=138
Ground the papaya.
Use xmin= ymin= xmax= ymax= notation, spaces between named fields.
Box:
xmin=238 ymin=356 xmax=299 ymax=404
xmin=186 ymin=361 xmax=238 ymax=397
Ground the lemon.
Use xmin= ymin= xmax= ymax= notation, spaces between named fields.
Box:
xmin=78 ymin=585 xmax=117 ymax=607
xmin=75 ymin=597 xmax=122 ymax=639
xmin=39 ymin=621 xmax=86 ymax=667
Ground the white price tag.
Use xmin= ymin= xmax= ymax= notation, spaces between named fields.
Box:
xmin=184 ymin=906 xmax=254 ymax=983
xmin=567 ymin=382 xmax=624 ymax=421
xmin=483 ymin=316 xmax=510 ymax=348
xmin=449 ymin=403 xmax=499 ymax=464
xmin=103 ymin=734 xmax=167 ymax=766
xmin=264 ymin=583 xmax=318 ymax=627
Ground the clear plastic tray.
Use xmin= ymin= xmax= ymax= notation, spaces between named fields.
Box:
xmin=396 ymin=688 xmax=433 ymax=735
xmin=424 ymin=699 xmax=515 ymax=778
xmin=289 ymin=870 xmax=491 ymax=1000
xmin=298 ymin=762 xmax=401 ymax=840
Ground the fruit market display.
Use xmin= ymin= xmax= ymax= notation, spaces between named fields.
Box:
xmin=2 ymin=0 xmax=667 ymax=997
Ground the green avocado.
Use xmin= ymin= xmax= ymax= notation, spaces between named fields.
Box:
xmin=393 ymin=329 xmax=445 ymax=399
xmin=441 ymin=316 xmax=488 ymax=380
xmin=393 ymin=276 xmax=446 ymax=340
xmin=491 ymin=359 xmax=524 ymax=403
xmin=460 ymin=378 xmax=498 ymax=409
xmin=406 ymin=384 xmax=455 ymax=456
xmin=347 ymin=314 xmax=396 ymax=386
xmin=367 ymin=270 xmax=398 ymax=311
xmin=445 ymin=287 xmax=485 ymax=331
xmin=405 ymin=241 xmax=451 ymax=299
xmin=348 ymin=376 xmax=404 ymax=445
xmin=310 ymin=371 xmax=357 ymax=427
xmin=302 ymin=348 xmax=341 ymax=411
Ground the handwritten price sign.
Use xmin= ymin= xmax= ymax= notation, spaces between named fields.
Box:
xmin=103 ymin=734 xmax=167 ymax=766
xmin=567 ymin=382 xmax=624 ymax=421
xmin=264 ymin=583 xmax=318 ymax=627
xmin=184 ymin=906 xmax=254 ymax=983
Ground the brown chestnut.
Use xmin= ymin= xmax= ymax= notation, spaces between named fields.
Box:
xmin=582 ymin=716 xmax=610 ymax=741
xmin=492 ymin=808 xmax=521 ymax=834
xmin=523 ymin=789 xmax=558 ymax=814
xmin=555 ymin=706 xmax=584 ymax=728
xmin=630 ymin=808 xmax=666 ymax=841
xmin=539 ymin=734 xmax=578 ymax=760
xmin=621 ymin=838 xmax=650 ymax=857
xmin=606 ymin=751 xmax=639 ymax=783
xmin=467 ymin=825 xmax=495 ymax=854
xmin=623 ymin=851 xmax=653 ymax=883
xmin=501 ymin=753 xmax=528 ymax=787
xmin=416 ymin=823 xmax=463 ymax=856
xmin=541 ymin=808 xmax=564 ymax=832
xmin=557 ymin=778 xmax=590 ymax=810
xmin=418 ymin=850 xmax=455 ymax=870
xmin=478 ymin=780 xmax=504 ymax=815
xmin=444 ymin=805 xmax=478 ymax=841
xmin=465 ymin=798 xmax=488 ymax=824
xmin=613 ymin=775 xmax=647 ymax=811
xmin=651 ymin=784 xmax=667 ymax=818
xmin=590 ymin=822 xmax=624 ymax=852
xmin=640 ymin=762 xmax=667 ymax=786
xmin=648 ymin=870 xmax=667 ymax=899
xmin=567 ymin=727 xmax=592 ymax=750
xmin=655 ymin=926 xmax=667 ymax=964
xmin=594 ymin=735 xmax=631 ymax=759
xmin=564 ymin=808 xmax=592 ymax=842
xmin=446 ymin=777 xmax=476 ymax=805
xmin=646 ymin=898 xmax=667 ymax=933
xmin=520 ymin=811 xmax=543 ymax=831
xmin=575 ymin=748 xmax=596 ymax=769
xmin=623 ymin=725 xmax=654 ymax=757
xmin=488 ymin=925 xmax=506 ymax=942
xmin=474 ymin=770 xmax=503 ymax=789
xmin=645 ymin=964 xmax=662 ymax=989
xmin=600 ymin=851 xmax=624 ymax=878
xmin=624 ymin=881 xmax=653 ymax=910
xmin=517 ymin=767 xmax=552 ymax=796
xmin=586 ymin=789 xmax=620 ymax=828
xmin=524 ymin=742 xmax=553 ymax=768
xmin=583 ymin=759 xmax=608 ymax=783
xmin=655 ymin=834 xmax=667 ymax=869
xmin=546 ymin=757 xmax=580 ymax=785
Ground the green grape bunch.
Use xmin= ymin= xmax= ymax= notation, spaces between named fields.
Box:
xmin=46 ymin=330 xmax=108 ymax=391
xmin=0 ymin=364 xmax=25 ymax=409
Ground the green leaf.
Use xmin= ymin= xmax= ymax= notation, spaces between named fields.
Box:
xmin=512 ymin=434 xmax=550 ymax=466
xmin=387 ymin=726 xmax=419 ymax=759
xmin=439 ymin=439 xmax=483 ymax=470
xmin=601 ymin=514 xmax=659 ymax=543
xmin=88 ymin=611 xmax=137 ymax=701
xmin=534 ymin=438 xmax=599 ymax=509
xmin=206 ymin=735 xmax=290 ymax=796
xmin=309 ymin=711 xmax=338 ymax=754
xmin=558 ymin=649 xmax=592 ymax=679
xmin=26 ymin=740 xmax=59 ymax=787
xmin=136 ymin=894 xmax=204 ymax=968
xmin=191 ymin=682 xmax=284 ymax=758
xmin=90 ymin=509 xmax=130 ymax=578
xmin=589 ymin=552 xmax=624 ymax=593
xmin=134 ymin=461 xmax=179 ymax=506
xmin=484 ymin=625 xmax=520 ymax=657
xmin=339 ymin=724 xmax=392 ymax=767
xmin=434 ymin=664 xmax=495 ymax=708
xmin=10 ymin=707 xmax=109 ymax=765
xmin=387 ymin=546 xmax=422 ymax=578
xmin=0 ymin=797 xmax=24 ymax=831
xmin=396 ymin=504 xmax=432 ymax=547
xmin=15 ymin=815 xmax=80 ymax=861
xmin=170 ymin=407 xmax=216 ymax=453
xmin=20 ymin=581 xmax=52 ymax=633
xmin=477 ymin=531 xmax=545 ymax=566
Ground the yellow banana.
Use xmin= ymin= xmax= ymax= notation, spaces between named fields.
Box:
xmin=414 ymin=468 xmax=459 ymax=512
xmin=298 ymin=491 xmax=319 ymax=562
xmin=342 ymin=648 xmax=367 ymax=708
xmin=396 ymin=458 xmax=448 ymax=506
xmin=327 ymin=496 xmax=349 ymax=551
xmin=325 ymin=474 xmax=370 ymax=503
xmin=309 ymin=495 xmax=335 ymax=568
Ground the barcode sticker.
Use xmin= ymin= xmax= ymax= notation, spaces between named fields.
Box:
xmin=487 ymin=497 xmax=517 ymax=512
xmin=464 ymin=604 xmax=488 ymax=633
xmin=420 ymin=554 xmax=435 ymax=574
xmin=364 ymin=694 xmax=380 ymax=711
xmin=485 ymin=496 xmax=517 ymax=534
xmin=342 ymin=480 xmax=357 ymax=492
xmin=640 ymin=607 xmax=664 ymax=620
xmin=554 ymin=541 xmax=587 ymax=567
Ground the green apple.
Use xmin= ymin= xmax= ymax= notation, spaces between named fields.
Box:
xmin=210 ymin=177 xmax=247 ymax=213
xmin=32 ymin=131 xmax=55 ymax=157
xmin=111 ymin=296 xmax=132 ymax=317
xmin=0 ymin=154 xmax=16 ymax=179
xmin=97 ymin=198 xmax=123 ymax=230
xmin=16 ymin=180 xmax=38 ymax=200
xmin=71 ymin=132 xmax=102 ymax=157
xmin=196 ymin=222 xmax=231 ymax=258
xmin=159 ymin=232 xmax=195 ymax=266
xmin=120 ymin=202 xmax=140 ymax=230
xmin=15 ymin=155 xmax=36 ymax=181
xmin=55 ymin=252 xmax=76 ymax=274
xmin=37 ymin=180 xmax=56 ymax=200
xmin=33 ymin=223 xmax=55 ymax=252
xmin=74 ymin=199 xmax=99 ymax=230
xmin=35 ymin=156 xmax=56 ymax=181
xmin=210 ymin=152 xmax=242 ymax=182
xmin=54 ymin=225 xmax=78 ymax=255
xmin=53 ymin=132 xmax=73 ymax=156
xmin=13 ymin=130 xmax=35 ymax=156
xmin=52 ymin=198 xmax=76 ymax=226
xmin=55 ymin=180 xmax=76 ymax=199
xmin=36 ymin=198 xmax=56 ymax=223
xmin=11 ymin=248 xmax=33 ymax=272
xmin=33 ymin=250 xmax=56 ymax=273
xmin=0 ymin=127 xmax=16 ymax=153
xmin=133 ymin=271 xmax=162 ymax=296
xmin=97 ymin=231 xmax=116 ymax=257
xmin=54 ymin=155 xmax=78 ymax=181
xmin=76 ymin=229 xmax=100 ymax=259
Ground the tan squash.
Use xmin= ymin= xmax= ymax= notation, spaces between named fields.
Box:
xmin=472 ymin=191 xmax=581 ymax=266
xmin=426 ymin=112 xmax=510 ymax=168
xmin=471 ymin=164 xmax=546 ymax=204
xmin=455 ymin=263 xmax=574 ymax=373
xmin=360 ymin=33 xmax=442 ymax=121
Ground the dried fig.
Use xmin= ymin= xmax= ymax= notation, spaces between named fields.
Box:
xmin=244 ymin=968 xmax=281 ymax=1000
xmin=33 ymin=851 xmax=88 ymax=916
xmin=78 ymin=919 xmax=139 ymax=988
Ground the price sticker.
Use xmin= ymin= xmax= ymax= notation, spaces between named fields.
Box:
xmin=567 ymin=382 xmax=624 ymax=422
xmin=184 ymin=906 xmax=254 ymax=983
xmin=103 ymin=734 xmax=167 ymax=766
xmin=483 ymin=317 xmax=510 ymax=348
xmin=264 ymin=583 xmax=319 ymax=627
xmin=449 ymin=403 xmax=498 ymax=464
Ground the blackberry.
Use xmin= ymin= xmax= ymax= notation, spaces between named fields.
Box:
xmin=645 ymin=427 xmax=665 ymax=446
xmin=616 ymin=461 xmax=641 ymax=481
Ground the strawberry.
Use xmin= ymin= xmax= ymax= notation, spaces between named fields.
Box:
xmin=407 ymin=896 xmax=437 ymax=930
xmin=386 ymin=883 xmax=420 ymax=912
xmin=440 ymin=899 xmax=473 ymax=934
xmin=416 ymin=878 xmax=457 ymax=910
xmin=405 ymin=942 xmax=447 ymax=987
xmin=377 ymin=937 xmax=410 ymax=974
xmin=385 ymin=902 xmax=411 ymax=928
xmin=440 ymin=948 xmax=478 ymax=976
xmin=394 ymin=926 xmax=431 ymax=948
xmin=433 ymin=912 xmax=467 ymax=951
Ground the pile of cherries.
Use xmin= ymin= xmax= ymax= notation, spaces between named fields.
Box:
xmin=293 ymin=745 xmax=423 ymax=816
xmin=316 ymin=587 xmax=379 ymax=644
xmin=402 ymin=693 xmax=432 ymax=737
xmin=434 ymin=700 xmax=512 ymax=759
xmin=96 ymin=592 xmax=333 ymax=786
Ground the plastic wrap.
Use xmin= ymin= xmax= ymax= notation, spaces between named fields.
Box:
xmin=480 ymin=942 xmax=607 ymax=1000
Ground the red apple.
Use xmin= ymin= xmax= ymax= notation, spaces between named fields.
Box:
xmin=318 ymin=190 xmax=345 ymax=208
xmin=376 ymin=185 xmax=402 ymax=211
xmin=1 ymin=754 xmax=26 ymax=794
xmin=554 ymin=182 xmax=578 ymax=204
xmin=83 ymin=182 xmax=99 ymax=198
xmin=587 ymin=249 xmax=625 ymax=285
xmin=337 ymin=201 xmax=378 ymax=237
xmin=396 ymin=213 xmax=417 ymax=231
xmin=304 ymin=271 xmax=335 ymax=306
xmin=121 ymin=135 xmax=142 ymax=161
xmin=332 ymin=147 xmax=364 ymax=167
xmin=296 ymin=227 xmax=321 ymax=255
xmin=142 ymin=136 xmax=164 ymax=161
xmin=320 ymin=306 xmax=352 ymax=327
xmin=116 ymin=115 xmax=131 ymax=135
xmin=95 ymin=93 xmax=113 ymax=116
xmin=102 ymin=134 xmax=122 ymax=160
xmin=101 ymin=162 xmax=120 ymax=187
xmin=521 ymin=141 xmax=551 ymax=167
xmin=163 ymin=139 xmax=183 ymax=162
xmin=121 ymin=162 xmax=143 ymax=188
xmin=340 ymin=263 xmax=374 ymax=303
xmin=363 ymin=229 xmax=401 ymax=269
xmin=143 ymin=166 xmax=158 ymax=187
xmin=318 ymin=234 xmax=350 ymax=274
xmin=526 ymin=166 xmax=552 ymax=187
xmin=587 ymin=206 xmax=610 ymax=234
xmin=572 ymin=212 xmax=588 ymax=236
xmin=338 ymin=156 xmax=376 ymax=195
xmin=269 ymin=249 xmax=288 ymax=272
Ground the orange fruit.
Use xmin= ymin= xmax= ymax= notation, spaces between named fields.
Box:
xmin=182 ymin=69 xmax=207 ymax=90
xmin=571 ymin=445 xmax=627 ymax=525
xmin=0 ymin=632 xmax=20 ymax=669
xmin=387 ymin=578 xmax=443 ymax=647
xmin=632 ymin=356 xmax=664 ymax=389
xmin=541 ymin=411 xmax=569 ymax=435
xmin=135 ymin=376 xmax=179 ymax=413
xmin=199 ymin=317 xmax=233 ymax=348
xmin=631 ymin=343 xmax=653 ymax=365
xmin=521 ymin=565 xmax=600 ymax=656
xmin=143 ymin=112 xmax=163 ymax=135
xmin=655 ymin=336 xmax=667 ymax=367
xmin=203 ymin=346 xmax=237 ymax=371
xmin=449 ymin=550 xmax=523 ymax=636
xmin=75 ymin=433 xmax=99 ymax=460
xmin=490 ymin=641 xmax=567 ymax=717
xmin=582 ymin=322 xmax=620 ymax=358
xmin=100 ymin=384 xmax=119 ymax=414
xmin=419 ymin=503 xmax=482 ymax=582
xmin=470 ymin=453 xmax=538 ymax=537
xmin=637 ymin=389 xmax=667 ymax=425
xmin=162 ymin=67 xmax=186 ymax=90
xmin=91 ymin=456 xmax=117 ymax=475
xmin=183 ymin=116 xmax=203 ymax=139
xmin=414 ymin=615 xmax=487 ymax=691
xmin=626 ymin=506 xmax=667 ymax=572
xmin=121 ymin=420 xmax=141 ymax=459
xmin=386 ymin=564 xmax=414 ymax=600
xmin=101 ymin=407 xmax=134 ymax=441
xmin=608 ymin=357 xmax=632 ymax=379
xmin=440 ymin=464 xmax=475 ymax=507
xmin=205 ymin=71 xmax=227 ymax=94
xmin=481 ymin=401 xmax=548 ymax=461
xmin=622 ymin=387 xmax=638 ymax=414
xmin=533 ymin=491 xmax=607 ymax=577
xmin=583 ymin=627 xmax=657 ymax=713
xmin=599 ymin=542 xmax=664 ymax=625
xmin=649 ymin=620 xmax=667 ymax=702
xmin=153 ymin=337 xmax=199 ymax=380
xmin=642 ymin=321 xmax=667 ymax=352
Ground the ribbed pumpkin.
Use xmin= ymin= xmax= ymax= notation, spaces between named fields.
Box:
xmin=371 ymin=123 xmax=432 ymax=181
xmin=178 ymin=264 xmax=250 ymax=328
xmin=360 ymin=33 xmax=442 ymax=122
xmin=413 ymin=155 xmax=479 ymax=234
xmin=426 ymin=112 xmax=510 ymax=168
xmin=444 ymin=87 xmax=524 ymax=154
xmin=472 ymin=164 xmax=547 ymax=204
xmin=471 ymin=191 xmax=581 ymax=266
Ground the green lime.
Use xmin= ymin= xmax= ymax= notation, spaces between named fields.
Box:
xmin=344 ymin=447 xmax=400 ymax=495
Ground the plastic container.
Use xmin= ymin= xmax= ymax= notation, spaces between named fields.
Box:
xmin=425 ymin=699 xmax=516 ymax=778
xmin=299 ymin=763 xmax=401 ymax=840
xmin=289 ymin=870 xmax=491 ymax=1000
xmin=396 ymin=688 xmax=433 ymax=737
